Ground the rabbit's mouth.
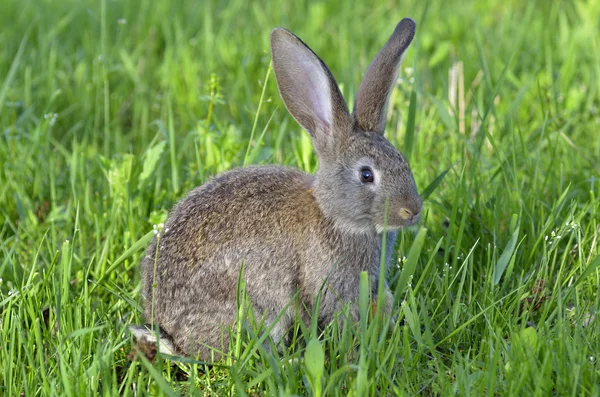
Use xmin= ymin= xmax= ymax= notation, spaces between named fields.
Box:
xmin=374 ymin=208 xmax=422 ymax=233
xmin=375 ymin=221 xmax=416 ymax=234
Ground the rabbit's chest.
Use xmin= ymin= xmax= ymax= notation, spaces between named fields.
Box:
xmin=302 ymin=235 xmax=383 ymax=289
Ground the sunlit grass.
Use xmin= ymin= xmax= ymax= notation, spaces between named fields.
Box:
xmin=1 ymin=0 xmax=599 ymax=395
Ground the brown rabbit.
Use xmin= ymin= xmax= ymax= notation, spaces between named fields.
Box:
xmin=131 ymin=18 xmax=422 ymax=361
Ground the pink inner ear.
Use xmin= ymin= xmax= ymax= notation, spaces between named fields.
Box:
xmin=293 ymin=52 xmax=332 ymax=129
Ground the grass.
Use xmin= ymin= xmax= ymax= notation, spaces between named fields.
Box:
xmin=1 ymin=0 xmax=599 ymax=395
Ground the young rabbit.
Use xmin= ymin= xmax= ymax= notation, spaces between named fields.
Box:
xmin=131 ymin=18 xmax=422 ymax=361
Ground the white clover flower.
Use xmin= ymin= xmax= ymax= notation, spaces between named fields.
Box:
xmin=153 ymin=223 xmax=165 ymax=236
xmin=44 ymin=113 xmax=58 ymax=126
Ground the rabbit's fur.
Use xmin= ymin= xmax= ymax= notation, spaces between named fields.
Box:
xmin=134 ymin=18 xmax=422 ymax=361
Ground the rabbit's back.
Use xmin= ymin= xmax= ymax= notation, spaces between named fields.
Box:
xmin=140 ymin=165 xmax=321 ymax=357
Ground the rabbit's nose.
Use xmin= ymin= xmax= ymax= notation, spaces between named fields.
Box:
xmin=399 ymin=207 xmax=421 ymax=223
xmin=399 ymin=208 xmax=413 ymax=220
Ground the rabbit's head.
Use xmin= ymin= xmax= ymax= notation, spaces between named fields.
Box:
xmin=271 ymin=19 xmax=422 ymax=234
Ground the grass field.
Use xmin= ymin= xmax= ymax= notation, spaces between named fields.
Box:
xmin=1 ymin=0 xmax=599 ymax=395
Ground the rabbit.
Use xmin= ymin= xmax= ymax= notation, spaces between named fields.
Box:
xmin=130 ymin=18 xmax=422 ymax=362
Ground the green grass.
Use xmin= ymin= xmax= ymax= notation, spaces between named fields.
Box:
xmin=1 ymin=0 xmax=599 ymax=395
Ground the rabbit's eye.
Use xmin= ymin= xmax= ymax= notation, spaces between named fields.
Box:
xmin=359 ymin=167 xmax=374 ymax=183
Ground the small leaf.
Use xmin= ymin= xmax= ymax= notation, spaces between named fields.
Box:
xmin=506 ymin=327 xmax=538 ymax=374
xmin=139 ymin=141 xmax=166 ymax=186
xmin=104 ymin=154 xmax=134 ymax=200
xmin=305 ymin=338 xmax=324 ymax=397
xmin=517 ymin=327 xmax=538 ymax=351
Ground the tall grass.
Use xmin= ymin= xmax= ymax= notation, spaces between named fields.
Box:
xmin=1 ymin=0 xmax=599 ymax=395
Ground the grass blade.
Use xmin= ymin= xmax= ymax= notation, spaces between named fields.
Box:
xmin=493 ymin=214 xmax=520 ymax=286
xmin=0 ymin=28 xmax=30 ymax=116
xmin=394 ymin=228 xmax=427 ymax=301
xmin=420 ymin=163 xmax=455 ymax=201
xmin=404 ymin=89 xmax=417 ymax=162
xmin=573 ymin=256 xmax=600 ymax=288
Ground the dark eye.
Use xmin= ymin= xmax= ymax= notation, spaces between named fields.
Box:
xmin=359 ymin=167 xmax=374 ymax=183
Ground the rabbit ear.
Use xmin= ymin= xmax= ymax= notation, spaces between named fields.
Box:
xmin=353 ymin=18 xmax=416 ymax=133
xmin=271 ymin=28 xmax=351 ymax=151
